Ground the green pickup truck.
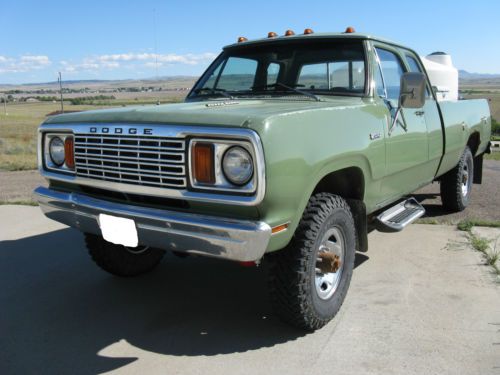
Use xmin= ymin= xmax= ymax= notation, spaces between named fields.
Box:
xmin=35 ymin=29 xmax=491 ymax=331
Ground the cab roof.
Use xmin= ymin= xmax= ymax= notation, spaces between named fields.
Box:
xmin=223 ymin=32 xmax=406 ymax=50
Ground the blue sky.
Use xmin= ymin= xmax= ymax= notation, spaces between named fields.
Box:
xmin=1 ymin=0 xmax=499 ymax=84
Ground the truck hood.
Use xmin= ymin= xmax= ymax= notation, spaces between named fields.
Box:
xmin=43 ymin=97 xmax=365 ymax=128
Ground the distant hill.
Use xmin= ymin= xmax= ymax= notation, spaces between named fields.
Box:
xmin=459 ymin=71 xmax=500 ymax=88
xmin=0 ymin=76 xmax=199 ymax=91
xmin=459 ymin=70 xmax=500 ymax=80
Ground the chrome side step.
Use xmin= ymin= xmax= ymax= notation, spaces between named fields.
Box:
xmin=374 ymin=197 xmax=425 ymax=233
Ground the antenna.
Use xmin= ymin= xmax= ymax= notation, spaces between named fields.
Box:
xmin=58 ymin=72 xmax=64 ymax=113
xmin=153 ymin=8 xmax=160 ymax=105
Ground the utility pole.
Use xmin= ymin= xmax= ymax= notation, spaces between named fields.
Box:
xmin=153 ymin=8 xmax=160 ymax=105
xmin=58 ymin=72 xmax=64 ymax=113
xmin=3 ymin=95 xmax=6 ymax=116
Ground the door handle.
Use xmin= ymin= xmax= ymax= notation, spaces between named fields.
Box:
xmin=415 ymin=111 xmax=425 ymax=116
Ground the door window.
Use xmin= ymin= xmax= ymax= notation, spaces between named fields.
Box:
xmin=375 ymin=48 xmax=405 ymax=101
xmin=405 ymin=54 xmax=431 ymax=98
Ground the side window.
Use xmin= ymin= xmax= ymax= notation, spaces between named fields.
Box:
xmin=297 ymin=61 xmax=366 ymax=92
xmin=375 ymin=48 xmax=405 ymax=101
xmin=298 ymin=63 xmax=328 ymax=89
xmin=330 ymin=61 xmax=365 ymax=91
xmin=405 ymin=54 xmax=431 ymax=98
xmin=216 ymin=57 xmax=258 ymax=91
xmin=267 ymin=62 xmax=280 ymax=86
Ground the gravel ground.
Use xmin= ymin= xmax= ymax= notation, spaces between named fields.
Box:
xmin=0 ymin=170 xmax=46 ymax=203
xmin=415 ymin=160 xmax=500 ymax=223
xmin=1 ymin=160 xmax=499 ymax=222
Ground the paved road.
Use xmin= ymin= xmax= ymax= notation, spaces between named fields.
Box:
xmin=1 ymin=206 xmax=499 ymax=375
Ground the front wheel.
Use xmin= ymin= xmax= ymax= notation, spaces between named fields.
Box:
xmin=84 ymin=234 xmax=165 ymax=277
xmin=268 ymin=193 xmax=356 ymax=331
xmin=440 ymin=146 xmax=474 ymax=212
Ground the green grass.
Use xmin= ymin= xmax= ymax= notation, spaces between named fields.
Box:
xmin=456 ymin=220 xmax=500 ymax=277
xmin=457 ymin=219 xmax=500 ymax=231
xmin=485 ymin=152 xmax=500 ymax=161
xmin=0 ymin=200 xmax=38 ymax=206
xmin=469 ymin=235 xmax=491 ymax=253
xmin=415 ymin=218 xmax=441 ymax=225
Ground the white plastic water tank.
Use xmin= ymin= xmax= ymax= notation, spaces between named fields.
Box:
xmin=420 ymin=52 xmax=458 ymax=101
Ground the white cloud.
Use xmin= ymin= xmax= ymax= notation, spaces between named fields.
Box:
xmin=0 ymin=51 xmax=216 ymax=76
xmin=95 ymin=52 xmax=217 ymax=65
xmin=0 ymin=55 xmax=51 ymax=73
xmin=20 ymin=55 xmax=51 ymax=65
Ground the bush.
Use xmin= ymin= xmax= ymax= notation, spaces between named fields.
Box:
xmin=492 ymin=118 xmax=500 ymax=135
xmin=69 ymin=95 xmax=115 ymax=105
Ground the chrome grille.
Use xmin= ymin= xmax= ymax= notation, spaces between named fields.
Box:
xmin=73 ymin=134 xmax=186 ymax=188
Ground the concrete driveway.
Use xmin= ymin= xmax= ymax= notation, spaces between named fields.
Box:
xmin=1 ymin=206 xmax=499 ymax=375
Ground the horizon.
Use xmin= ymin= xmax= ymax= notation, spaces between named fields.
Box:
xmin=2 ymin=69 xmax=500 ymax=88
xmin=2 ymin=0 xmax=500 ymax=85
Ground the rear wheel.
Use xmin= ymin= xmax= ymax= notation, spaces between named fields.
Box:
xmin=440 ymin=146 xmax=474 ymax=212
xmin=84 ymin=233 xmax=165 ymax=277
xmin=268 ymin=193 xmax=356 ymax=331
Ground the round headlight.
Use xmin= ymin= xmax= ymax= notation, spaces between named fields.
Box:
xmin=222 ymin=146 xmax=254 ymax=186
xmin=49 ymin=137 xmax=65 ymax=166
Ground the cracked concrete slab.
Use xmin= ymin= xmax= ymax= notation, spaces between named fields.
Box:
xmin=1 ymin=207 xmax=499 ymax=375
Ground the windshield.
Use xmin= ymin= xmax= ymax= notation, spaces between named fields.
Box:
xmin=188 ymin=40 xmax=367 ymax=100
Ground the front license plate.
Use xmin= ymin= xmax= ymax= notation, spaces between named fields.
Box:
xmin=98 ymin=213 xmax=138 ymax=247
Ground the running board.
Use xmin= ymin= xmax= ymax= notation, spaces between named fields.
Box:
xmin=374 ymin=198 xmax=425 ymax=233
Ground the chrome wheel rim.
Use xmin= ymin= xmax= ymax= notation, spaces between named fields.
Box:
xmin=461 ymin=163 xmax=470 ymax=197
xmin=125 ymin=245 xmax=149 ymax=255
xmin=315 ymin=227 xmax=345 ymax=300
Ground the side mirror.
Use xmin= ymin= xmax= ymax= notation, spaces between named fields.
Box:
xmin=399 ymin=72 xmax=426 ymax=109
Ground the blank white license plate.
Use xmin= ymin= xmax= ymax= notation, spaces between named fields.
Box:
xmin=98 ymin=213 xmax=138 ymax=247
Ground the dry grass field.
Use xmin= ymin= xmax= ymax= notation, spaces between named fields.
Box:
xmin=0 ymin=80 xmax=498 ymax=172
xmin=0 ymin=95 xmax=185 ymax=171
xmin=463 ymin=92 xmax=500 ymax=121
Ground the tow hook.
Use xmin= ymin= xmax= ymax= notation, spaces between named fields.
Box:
xmin=317 ymin=252 xmax=341 ymax=273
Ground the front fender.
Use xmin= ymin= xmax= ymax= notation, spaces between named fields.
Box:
xmin=254 ymin=100 xmax=386 ymax=252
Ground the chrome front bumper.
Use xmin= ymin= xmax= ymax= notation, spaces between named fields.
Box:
xmin=34 ymin=186 xmax=271 ymax=262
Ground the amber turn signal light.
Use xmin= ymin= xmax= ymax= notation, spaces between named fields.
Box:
xmin=271 ymin=223 xmax=289 ymax=234
xmin=268 ymin=31 xmax=278 ymax=38
xmin=237 ymin=36 xmax=248 ymax=43
xmin=303 ymin=28 xmax=314 ymax=35
xmin=64 ymin=136 xmax=75 ymax=169
xmin=284 ymin=29 xmax=295 ymax=36
xmin=192 ymin=142 xmax=215 ymax=184
xmin=344 ymin=26 xmax=355 ymax=33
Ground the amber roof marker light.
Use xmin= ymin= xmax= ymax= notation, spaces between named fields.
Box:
xmin=237 ymin=36 xmax=248 ymax=43
xmin=284 ymin=29 xmax=295 ymax=36
xmin=303 ymin=28 xmax=314 ymax=35
xmin=268 ymin=31 xmax=278 ymax=38
xmin=344 ymin=26 xmax=356 ymax=33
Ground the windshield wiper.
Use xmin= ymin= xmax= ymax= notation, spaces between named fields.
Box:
xmin=193 ymin=87 xmax=234 ymax=99
xmin=252 ymin=82 xmax=320 ymax=101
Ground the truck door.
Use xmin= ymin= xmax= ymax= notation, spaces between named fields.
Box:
xmin=373 ymin=46 xmax=430 ymax=202
xmin=403 ymin=51 xmax=444 ymax=175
